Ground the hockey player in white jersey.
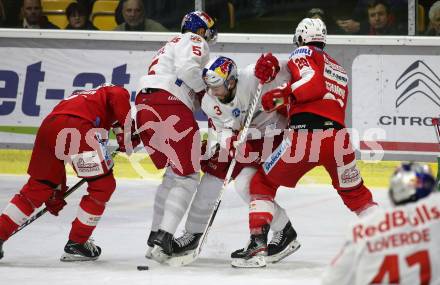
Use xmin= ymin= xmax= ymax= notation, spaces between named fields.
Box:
xmin=135 ymin=11 xmax=217 ymax=262
xmin=169 ymin=55 xmax=301 ymax=265
xmin=322 ymin=162 xmax=440 ymax=285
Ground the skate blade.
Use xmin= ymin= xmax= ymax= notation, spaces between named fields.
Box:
xmin=266 ymin=240 xmax=301 ymax=264
xmin=151 ymin=245 xmax=170 ymax=264
xmin=165 ymin=250 xmax=198 ymax=267
xmin=60 ymin=253 xmax=99 ymax=262
xmin=145 ymin=246 xmax=153 ymax=259
xmin=231 ymin=255 xmax=266 ymax=268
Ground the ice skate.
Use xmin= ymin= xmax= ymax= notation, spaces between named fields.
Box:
xmin=231 ymin=225 xmax=269 ymax=268
xmin=266 ymin=221 xmax=301 ymax=263
xmin=145 ymin=230 xmax=157 ymax=259
xmin=172 ymin=231 xmax=202 ymax=256
xmin=151 ymin=229 xmax=173 ymax=263
xmin=60 ymin=239 xmax=101 ymax=262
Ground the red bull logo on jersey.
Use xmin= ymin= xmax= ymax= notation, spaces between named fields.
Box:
xmin=352 ymin=202 xmax=440 ymax=253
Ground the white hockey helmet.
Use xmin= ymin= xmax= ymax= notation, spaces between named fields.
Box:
xmin=202 ymin=56 xmax=238 ymax=89
xmin=293 ymin=18 xmax=327 ymax=47
xmin=389 ymin=162 xmax=436 ymax=205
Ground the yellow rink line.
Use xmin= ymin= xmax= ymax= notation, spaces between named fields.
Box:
xmin=0 ymin=149 xmax=437 ymax=188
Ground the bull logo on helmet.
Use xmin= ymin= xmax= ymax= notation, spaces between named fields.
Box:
xmin=212 ymin=58 xmax=233 ymax=79
xmin=199 ymin=11 xmax=215 ymax=28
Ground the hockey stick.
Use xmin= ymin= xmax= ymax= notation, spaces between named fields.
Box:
xmin=10 ymin=149 xmax=120 ymax=237
xmin=166 ymin=82 xmax=265 ymax=267
xmin=432 ymin=117 xmax=440 ymax=190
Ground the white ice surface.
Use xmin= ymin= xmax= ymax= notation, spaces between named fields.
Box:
xmin=0 ymin=175 xmax=389 ymax=285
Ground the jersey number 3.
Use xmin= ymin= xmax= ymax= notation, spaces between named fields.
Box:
xmin=371 ymin=250 xmax=431 ymax=285
xmin=214 ymin=106 xmax=222 ymax=115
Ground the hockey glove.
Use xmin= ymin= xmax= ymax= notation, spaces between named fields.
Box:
xmin=112 ymin=120 xmax=141 ymax=154
xmin=261 ymin=83 xmax=293 ymax=113
xmin=226 ymin=135 xmax=257 ymax=162
xmin=45 ymin=186 xmax=67 ymax=216
xmin=254 ymin=53 xmax=280 ymax=83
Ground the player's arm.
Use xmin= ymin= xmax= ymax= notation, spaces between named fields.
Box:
xmin=175 ymin=35 xmax=209 ymax=92
xmin=107 ymin=86 xmax=132 ymax=125
xmin=287 ymin=49 xmax=327 ymax=104
xmin=321 ymin=241 xmax=357 ymax=285
xmin=107 ymin=86 xmax=140 ymax=153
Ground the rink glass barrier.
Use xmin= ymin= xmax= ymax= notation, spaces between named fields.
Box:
xmin=0 ymin=29 xmax=439 ymax=166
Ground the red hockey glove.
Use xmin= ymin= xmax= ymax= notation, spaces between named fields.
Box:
xmin=45 ymin=187 xmax=67 ymax=216
xmin=113 ymin=120 xmax=141 ymax=154
xmin=254 ymin=53 xmax=280 ymax=83
xmin=261 ymin=84 xmax=292 ymax=112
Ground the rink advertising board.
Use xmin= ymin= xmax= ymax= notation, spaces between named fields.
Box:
xmin=352 ymin=55 xmax=440 ymax=155
xmin=0 ymin=47 xmax=152 ymax=126
xmin=0 ymin=46 xmax=269 ymax=128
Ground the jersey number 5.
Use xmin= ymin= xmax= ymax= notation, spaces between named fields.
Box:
xmin=371 ymin=250 xmax=431 ymax=285
xmin=192 ymin=46 xmax=202 ymax=56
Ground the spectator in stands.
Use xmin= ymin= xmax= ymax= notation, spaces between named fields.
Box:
xmin=20 ymin=0 xmax=59 ymax=29
xmin=361 ymin=0 xmax=405 ymax=35
xmin=65 ymin=2 xmax=97 ymax=30
xmin=114 ymin=0 xmax=168 ymax=32
xmin=336 ymin=0 xmax=407 ymax=35
xmin=426 ymin=1 xmax=440 ymax=35
xmin=0 ymin=0 xmax=5 ymax=27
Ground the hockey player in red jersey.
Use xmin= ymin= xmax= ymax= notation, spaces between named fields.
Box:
xmin=135 ymin=11 xmax=217 ymax=262
xmin=323 ymin=162 xmax=440 ymax=285
xmin=231 ymin=18 xmax=378 ymax=268
xmin=0 ymin=84 xmax=140 ymax=261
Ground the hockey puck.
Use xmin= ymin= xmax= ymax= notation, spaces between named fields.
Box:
xmin=137 ymin=265 xmax=149 ymax=271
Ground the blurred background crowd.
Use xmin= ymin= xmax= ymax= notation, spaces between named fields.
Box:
xmin=0 ymin=0 xmax=438 ymax=36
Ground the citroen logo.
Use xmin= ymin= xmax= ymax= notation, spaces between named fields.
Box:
xmin=395 ymin=60 xmax=440 ymax=107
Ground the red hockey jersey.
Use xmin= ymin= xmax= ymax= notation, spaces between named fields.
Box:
xmin=287 ymin=45 xmax=349 ymax=127
xmin=51 ymin=85 xmax=132 ymax=130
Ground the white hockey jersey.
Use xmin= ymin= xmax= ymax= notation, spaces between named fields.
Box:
xmin=137 ymin=32 xmax=210 ymax=112
xmin=201 ymin=62 xmax=290 ymax=151
xmin=322 ymin=193 xmax=440 ymax=285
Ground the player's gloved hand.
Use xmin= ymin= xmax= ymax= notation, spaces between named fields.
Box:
xmin=113 ymin=120 xmax=141 ymax=154
xmin=226 ymin=135 xmax=256 ymax=161
xmin=261 ymin=83 xmax=292 ymax=112
xmin=45 ymin=186 xmax=67 ymax=216
xmin=254 ymin=53 xmax=280 ymax=83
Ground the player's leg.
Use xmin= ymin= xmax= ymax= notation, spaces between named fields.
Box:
xmin=171 ymin=173 xmax=223 ymax=255
xmin=61 ymin=121 xmax=116 ymax=261
xmin=145 ymin=167 xmax=175 ymax=258
xmin=322 ymin=129 xmax=378 ymax=216
xmin=61 ymin=172 xmax=116 ymax=261
xmin=150 ymin=104 xmax=202 ymax=261
xmin=0 ymin=115 xmax=67 ymax=259
xmin=231 ymin=131 xmax=315 ymax=267
xmin=135 ymin=93 xmax=176 ymax=257
xmin=0 ymin=178 xmax=56 ymax=240
xmin=233 ymin=167 xmax=300 ymax=263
